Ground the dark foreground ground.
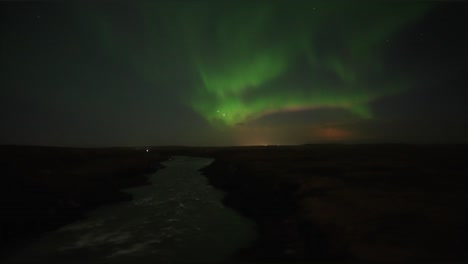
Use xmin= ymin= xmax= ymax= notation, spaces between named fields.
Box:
xmin=161 ymin=144 xmax=468 ymax=263
xmin=1 ymin=144 xmax=467 ymax=263
xmin=0 ymin=145 xmax=168 ymax=258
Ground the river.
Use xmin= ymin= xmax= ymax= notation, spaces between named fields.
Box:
xmin=4 ymin=156 xmax=257 ymax=263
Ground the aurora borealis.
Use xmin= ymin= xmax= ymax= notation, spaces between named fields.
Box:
xmin=93 ymin=1 xmax=429 ymax=126
xmin=0 ymin=1 xmax=467 ymax=146
xmin=183 ymin=2 xmax=429 ymax=126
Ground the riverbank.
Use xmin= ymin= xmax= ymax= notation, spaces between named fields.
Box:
xmin=2 ymin=145 xmax=467 ymax=263
xmin=0 ymin=145 xmax=168 ymax=257
xmin=195 ymin=145 xmax=468 ymax=262
xmin=200 ymin=152 xmax=351 ymax=262
xmin=2 ymin=156 xmax=257 ymax=264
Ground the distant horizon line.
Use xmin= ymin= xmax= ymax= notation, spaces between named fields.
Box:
xmin=1 ymin=142 xmax=468 ymax=149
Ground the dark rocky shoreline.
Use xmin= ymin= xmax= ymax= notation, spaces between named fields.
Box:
xmin=200 ymin=159 xmax=353 ymax=262
xmin=0 ymin=146 xmax=168 ymax=258
xmin=194 ymin=145 xmax=468 ymax=262
xmin=2 ymin=145 xmax=467 ymax=263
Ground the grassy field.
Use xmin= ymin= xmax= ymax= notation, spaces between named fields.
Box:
xmin=162 ymin=145 xmax=468 ymax=262
xmin=1 ymin=144 xmax=467 ymax=262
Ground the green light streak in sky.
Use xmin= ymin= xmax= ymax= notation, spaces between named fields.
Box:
xmin=177 ymin=1 xmax=432 ymax=126
xmin=87 ymin=1 xmax=433 ymax=127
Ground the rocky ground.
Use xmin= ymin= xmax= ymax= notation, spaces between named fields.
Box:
xmin=191 ymin=145 xmax=468 ymax=263
xmin=2 ymin=144 xmax=467 ymax=263
xmin=0 ymin=145 xmax=168 ymax=257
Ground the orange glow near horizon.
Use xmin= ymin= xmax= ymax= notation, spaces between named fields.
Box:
xmin=232 ymin=123 xmax=355 ymax=146
xmin=318 ymin=127 xmax=352 ymax=141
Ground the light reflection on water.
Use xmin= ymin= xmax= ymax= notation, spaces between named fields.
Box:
xmin=5 ymin=157 xmax=257 ymax=263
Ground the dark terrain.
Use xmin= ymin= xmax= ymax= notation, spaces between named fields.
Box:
xmin=0 ymin=145 xmax=168 ymax=257
xmin=1 ymin=144 xmax=468 ymax=263
xmin=162 ymin=145 xmax=468 ymax=262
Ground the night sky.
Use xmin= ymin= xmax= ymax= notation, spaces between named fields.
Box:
xmin=1 ymin=1 xmax=467 ymax=146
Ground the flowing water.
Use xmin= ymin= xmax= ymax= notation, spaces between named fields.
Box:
xmin=5 ymin=156 xmax=256 ymax=263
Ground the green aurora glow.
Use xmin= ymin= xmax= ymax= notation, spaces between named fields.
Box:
xmin=88 ymin=1 xmax=433 ymax=127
